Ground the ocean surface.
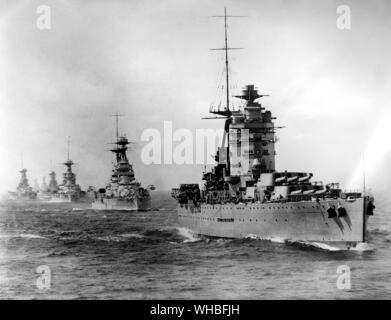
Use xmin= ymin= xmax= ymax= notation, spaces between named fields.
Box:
xmin=0 ymin=191 xmax=390 ymax=300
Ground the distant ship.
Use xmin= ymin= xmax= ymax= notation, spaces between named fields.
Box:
xmin=48 ymin=170 xmax=59 ymax=193
xmin=55 ymin=158 xmax=82 ymax=202
xmin=171 ymin=9 xmax=375 ymax=249
xmin=92 ymin=113 xmax=154 ymax=211
xmin=41 ymin=176 xmax=48 ymax=192
xmin=36 ymin=170 xmax=60 ymax=201
xmin=49 ymin=137 xmax=92 ymax=203
xmin=8 ymin=168 xmax=37 ymax=200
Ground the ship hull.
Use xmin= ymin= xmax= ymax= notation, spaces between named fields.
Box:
xmin=48 ymin=194 xmax=78 ymax=203
xmin=7 ymin=191 xmax=37 ymax=201
xmin=178 ymin=198 xmax=366 ymax=243
xmin=91 ymin=197 xmax=151 ymax=211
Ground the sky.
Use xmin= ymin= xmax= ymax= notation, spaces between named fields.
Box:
xmin=0 ymin=0 xmax=390 ymax=195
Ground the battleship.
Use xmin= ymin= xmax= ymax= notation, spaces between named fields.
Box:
xmin=49 ymin=137 xmax=85 ymax=203
xmin=91 ymin=113 xmax=153 ymax=211
xmin=48 ymin=170 xmax=59 ymax=193
xmin=8 ymin=167 xmax=37 ymax=200
xmin=171 ymin=9 xmax=375 ymax=248
xmin=36 ymin=169 xmax=60 ymax=201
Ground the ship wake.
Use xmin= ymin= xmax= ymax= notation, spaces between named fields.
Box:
xmin=176 ymin=227 xmax=202 ymax=243
xmin=244 ymin=234 xmax=373 ymax=252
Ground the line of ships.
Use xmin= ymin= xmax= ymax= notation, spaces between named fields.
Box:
xmin=8 ymin=116 xmax=154 ymax=211
xmin=5 ymin=9 xmax=375 ymax=248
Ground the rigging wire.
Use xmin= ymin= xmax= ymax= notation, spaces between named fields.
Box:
xmin=211 ymin=52 xmax=226 ymax=111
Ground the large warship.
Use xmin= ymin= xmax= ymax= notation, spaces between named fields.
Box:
xmin=91 ymin=113 xmax=153 ymax=211
xmin=171 ymin=9 xmax=375 ymax=248
xmin=8 ymin=167 xmax=37 ymax=200
xmin=48 ymin=170 xmax=59 ymax=193
xmin=36 ymin=169 xmax=59 ymax=201
xmin=51 ymin=137 xmax=83 ymax=202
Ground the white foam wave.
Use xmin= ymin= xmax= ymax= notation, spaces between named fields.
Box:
xmin=176 ymin=227 xmax=201 ymax=243
xmin=244 ymin=234 xmax=373 ymax=252
xmin=20 ymin=234 xmax=48 ymax=239
xmin=0 ymin=233 xmax=48 ymax=240
xmin=349 ymin=242 xmax=374 ymax=252
xmin=97 ymin=233 xmax=145 ymax=242
xmin=295 ymin=241 xmax=341 ymax=251
xmin=289 ymin=240 xmax=374 ymax=252
xmin=215 ymin=238 xmax=233 ymax=244
xmin=245 ymin=234 xmax=286 ymax=244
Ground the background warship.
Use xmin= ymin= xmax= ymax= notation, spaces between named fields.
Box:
xmin=171 ymin=9 xmax=375 ymax=248
xmin=92 ymin=113 xmax=153 ymax=211
xmin=36 ymin=170 xmax=61 ymax=201
xmin=49 ymin=137 xmax=92 ymax=203
xmin=8 ymin=167 xmax=37 ymax=200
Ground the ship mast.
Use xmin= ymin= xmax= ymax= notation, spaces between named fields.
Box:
xmin=223 ymin=8 xmax=230 ymax=111
xmin=62 ymin=136 xmax=76 ymax=168
xmin=109 ymin=112 xmax=127 ymax=165
xmin=67 ymin=136 xmax=71 ymax=161
xmin=362 ymin=154 xmax=367 ymax=243
xmin=111 ymin=112 xmax=124 ymax=142
xmin=206 ymin=8 xmax=245 ymax=166
xmin=211 ymin=8 xmax=245 ymax=114
xmin=362 ymin=155 xmax=366 ymax=196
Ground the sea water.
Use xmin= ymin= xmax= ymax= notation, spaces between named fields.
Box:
xmin=0 ymin=192 xmax=390 ymax=299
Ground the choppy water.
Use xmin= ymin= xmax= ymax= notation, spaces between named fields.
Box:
xmin=0 ymin=192 xmax=390 ymax=299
